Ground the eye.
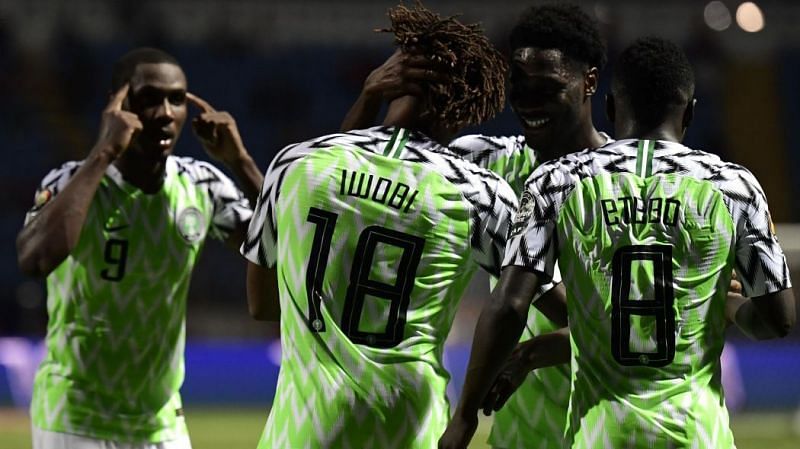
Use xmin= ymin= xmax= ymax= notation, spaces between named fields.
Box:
xmin=169 ymin=92 xmax=186 ymax=106
xmin=135 ymin=92 xmax=161 ymax=108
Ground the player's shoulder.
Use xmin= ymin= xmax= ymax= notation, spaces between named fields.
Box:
xmin=169 ymin=155 xmax=232 ymax=184
xmin=428 ymin=150 xmax=518 ymax=212
xmin=426 ymin=143 xmax=510 ymax=186
xmin=655 ymin=142 xmax=759 ymax=184
xmin=270 ymin=127 xmax=398 ymax=168
xmin=535 ymin=146 xmax=595 ymax=178
xmin=40 ymin=160 xmax=83 ymax=186
xmin=449 ymin=133 xmax=524 ymax=156
xmin=304 ymin=127 xmax=399 ymax=152
xmin=31 ymin=160 xmax=84 ymax=205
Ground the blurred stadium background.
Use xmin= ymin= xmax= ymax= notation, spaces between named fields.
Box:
xmin=1 ymin=0 xmax=800 ymax=447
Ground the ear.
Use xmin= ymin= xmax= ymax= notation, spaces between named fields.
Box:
xmin=584 ymin=67 xmax=599 ymax=99
xmin=682 ymin=97 xmax=696 ymax=129
xmin=605 ymin=93 xmax=615 ymax=123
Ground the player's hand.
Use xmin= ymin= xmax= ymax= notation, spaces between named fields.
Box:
xmin=363 ymin=49 xmax=447 ymax=102
xmin=730 ymin=271 xmax=742 ymax=295
xmin=726 ymin=271 xmax=745 ymax=327
xmin=481 ymin=344 xmax=529 ymax=415
xmin=438 ymin=412 xmax=478 ymax=449
xmin=187 ymin=92 xmax=247 ymax=164
xmin=93 ymin=83 xmax=142 ymax=160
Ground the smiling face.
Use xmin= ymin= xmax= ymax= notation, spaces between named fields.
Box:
xmin=126 ymin=62 xmax=188 ymax=161
xmin=508 ymin=47 xmax=590 ymax=155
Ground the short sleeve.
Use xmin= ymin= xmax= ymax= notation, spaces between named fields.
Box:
xmin=727 ymin=169 xmax=792 ymax=297
xmin=240 ymin=143 xmax=301 ymax=268
xmin=502 ymin=163 xmax=573 ymax=282
xmin=469 ymin=177 xmax=518 ymax=277
xmin=23 ymin=161 xmax=82 ymax=226
xmin=198 ymin=162 xmax=253 ymax=241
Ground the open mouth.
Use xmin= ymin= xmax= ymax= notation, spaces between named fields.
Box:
xmin=144 ymin=128 xmax=176 ymax=150
xmin=522 ymin=116 xmax=551 ymax=129
xmin=157 ymin=137 xmax=173 ymax=149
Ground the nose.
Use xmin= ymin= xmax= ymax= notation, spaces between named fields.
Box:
xmin=156 ymin=98 xmax=175 ymax=121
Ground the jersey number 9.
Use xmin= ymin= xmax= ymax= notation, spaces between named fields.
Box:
xmin=101 ymin=238 xmax=129 ymax=282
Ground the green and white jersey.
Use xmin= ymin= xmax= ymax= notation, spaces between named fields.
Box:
xmin=505 ymin=139 xmax=792 ymax=449
xmin=26 ymin=156 xmax=251 ymax=443
xmin=450 ymin=134 xmax=538 ymax=197
xmin=242 ymin=126 xmax=517 ymax=449
xmin=452 ymin=133 xmax=609 ymax=449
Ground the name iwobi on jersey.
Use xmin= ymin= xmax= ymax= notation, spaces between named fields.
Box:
xmin=26 ymin=156 xmax=251 ymax=442
xmin=242 ymin=126 xmax=517 ymax=449
xmin=504 ymin=139 xmax=791 ymax=449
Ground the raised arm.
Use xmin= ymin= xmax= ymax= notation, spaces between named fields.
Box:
xmin=186 ymin=92 xmax=263 ymax=247
xmin=17 ymin=84 xmax=141 ymax=277
xmin=341 ymin=49 xmax=444 ymax=132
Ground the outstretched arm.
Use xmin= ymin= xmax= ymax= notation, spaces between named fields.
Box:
xmin=341 ymin=49 xmax=445 ymax=132
xmin=17 ymin=84 xmax=141 ymax=277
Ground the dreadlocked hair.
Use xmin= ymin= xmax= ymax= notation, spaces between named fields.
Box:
xmin=381 ymin=1 xmax=507 ymax=128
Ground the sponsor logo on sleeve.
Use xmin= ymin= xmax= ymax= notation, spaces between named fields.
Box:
xmin=32 ymin=188 xmax=53 ymax=211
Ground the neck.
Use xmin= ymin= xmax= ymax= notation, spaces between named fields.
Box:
xmin=114 ymin=152 xmax=167 ymax=194
xmin=615 ymin=123 xmax=683 ymax=142
xmin=383 ymin=95 xmax=452 ymax=146
xmin=532 ymin=114 xmax=606 ymax=161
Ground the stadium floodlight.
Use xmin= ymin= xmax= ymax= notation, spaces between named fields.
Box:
xmin=736 ymin=2 xmax=765 ymax=33
xmin=704 ymin=1 xmax=732 ymax=31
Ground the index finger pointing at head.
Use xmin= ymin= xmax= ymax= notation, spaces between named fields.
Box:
xmin=106 ymin=83 xmax=130 ymax=112
xmin=186 ymin=92 xmax=216 ymax=113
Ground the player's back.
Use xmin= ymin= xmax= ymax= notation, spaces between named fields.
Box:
xmin=250 ymin=126 xmax=515 ymax=448
xmin=524 ymin=138 xmax=785 ymax=448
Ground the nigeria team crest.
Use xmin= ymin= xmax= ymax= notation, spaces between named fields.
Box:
xmin=177 ymin=207 xmax=206 ymax=243
xmin=510 ymin=190 xmax=534 ymax=237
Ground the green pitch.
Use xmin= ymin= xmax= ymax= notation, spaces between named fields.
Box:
xmin=1 ymin=407 xmax=798 ymax=448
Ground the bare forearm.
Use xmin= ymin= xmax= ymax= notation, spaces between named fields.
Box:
xmin=223 ymin=152 xmax=263 ymax=207
xmin=341 ymin=92 xmax=382 ymax=132
xmin=520 ymin=326 xmax=571 ymax=371
xmin=455 ymin=300 xmax=527 ymax=417
xmin=727 ymin=293 xmax=787 ymax=340
xmin=246 ymin=262 xmax=280 ymax=321
xmin=533 ymin=283 xmax=569 ymax=327
xmin=17 ymin=151 xmax=113 ymax=277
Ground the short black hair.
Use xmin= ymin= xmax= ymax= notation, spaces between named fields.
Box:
xmin=383 ymin=1 xmax=507 ymax=128
xmin=612 ymin=37 xmax=695 ymax=128
xmin=111 ymin=47 xmax=180 ymax=90
xmin=509 ymin=2 xmax=606 ymax=69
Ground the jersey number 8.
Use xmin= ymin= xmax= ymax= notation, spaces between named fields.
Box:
xmin=610 ymin=245 xmax=676 ymax=367
xmin=305 ymin=207 xmax=425 ymax=348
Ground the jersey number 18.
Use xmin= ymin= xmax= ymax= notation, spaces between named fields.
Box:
xmin=304 ymin=207 xmax=425 ymax=348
